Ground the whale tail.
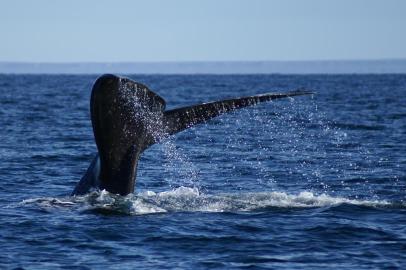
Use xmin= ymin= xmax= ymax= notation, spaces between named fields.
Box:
xmin=72 ymin=74 xmax=313 ymax=196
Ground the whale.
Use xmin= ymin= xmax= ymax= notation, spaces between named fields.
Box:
xmin=72 ymin=74 xmax=313 ymax=196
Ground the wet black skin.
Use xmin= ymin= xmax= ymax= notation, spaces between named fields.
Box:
xmin=72 ymin=74 xmax=313 ymax=196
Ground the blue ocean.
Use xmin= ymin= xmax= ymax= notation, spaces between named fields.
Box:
xmin=0 ymin=74 xmax=405 ymax=269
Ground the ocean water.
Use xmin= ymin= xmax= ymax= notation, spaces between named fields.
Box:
xmin=0 ymin=74 xmax=405 ymax=269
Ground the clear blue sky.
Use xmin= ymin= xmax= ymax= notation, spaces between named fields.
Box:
xmin=1 ymin=0 xmax=405 ymax=62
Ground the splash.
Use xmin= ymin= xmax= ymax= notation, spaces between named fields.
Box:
xmin=18 ymin=187 xmax=392 ymax=215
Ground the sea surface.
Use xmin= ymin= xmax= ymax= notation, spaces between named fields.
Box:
xmin=0 ymin=74 xmax=405 ymax=269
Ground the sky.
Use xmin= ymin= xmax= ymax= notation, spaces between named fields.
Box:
xmin=0 ymin=0 xmax=405 ymax=62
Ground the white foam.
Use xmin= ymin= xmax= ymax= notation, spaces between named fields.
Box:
xmin=18 ymin=187 xmax=391 ymax=215
xmin=157 ymin=186 xmax=200 ymax=197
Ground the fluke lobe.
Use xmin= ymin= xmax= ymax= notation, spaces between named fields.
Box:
xmin=72 ymin=74 xmax=312 ymax=196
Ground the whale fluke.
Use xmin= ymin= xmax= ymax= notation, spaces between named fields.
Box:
xmin=72 ymin=74 xmax=313 ymax=196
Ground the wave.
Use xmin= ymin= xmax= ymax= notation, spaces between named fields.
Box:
xmin=16 ymin=187 xmax=396 ymax=215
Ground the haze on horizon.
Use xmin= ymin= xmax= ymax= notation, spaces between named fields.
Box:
xmin=0 ymin=0 xmax=405 ymax=63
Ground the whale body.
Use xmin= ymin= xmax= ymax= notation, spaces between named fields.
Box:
xmin=72 ymin=74 xmax=312 ymax=196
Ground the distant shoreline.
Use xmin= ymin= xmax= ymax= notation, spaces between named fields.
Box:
xmin=1 ymin=60 xmax=406 ymax=74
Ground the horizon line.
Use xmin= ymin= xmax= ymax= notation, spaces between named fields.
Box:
xmin=1 ymin=59 xmax=406 ymax=64
xmin=1 ymin=59 xmax=406 ymax=74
